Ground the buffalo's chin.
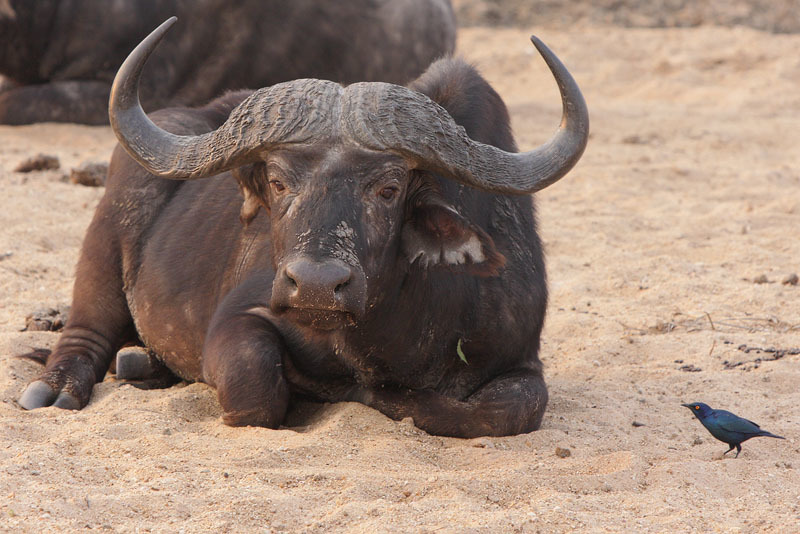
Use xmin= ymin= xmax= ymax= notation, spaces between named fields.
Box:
xmin=280 ymin=308 xmax=356 ymax=331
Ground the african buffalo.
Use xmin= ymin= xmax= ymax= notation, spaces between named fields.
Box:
xmin=0 ymin=0 xmax=455 ymax=124
xmin=19 ymin=18 xmax=589 ymax=437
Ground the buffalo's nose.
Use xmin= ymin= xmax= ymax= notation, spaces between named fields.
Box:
xmin=271 ymin=258 xmax=365 ymax=316
xmin=285 ymin=259 xmax=352 ymax=298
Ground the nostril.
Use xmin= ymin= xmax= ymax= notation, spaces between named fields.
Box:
xmin=283 ymin=267 xmax=298 ymax=288
xmin=334 ymin=280 xmax=350 ymax=294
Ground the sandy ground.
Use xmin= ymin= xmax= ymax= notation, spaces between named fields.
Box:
xmin=2 ymin=22 xmax=800 ymax=534
xmin=452 ymin=0 xmax=800 ymax=33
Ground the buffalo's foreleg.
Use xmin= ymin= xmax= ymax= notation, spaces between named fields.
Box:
xmin=202 ymin=312 xmax=290 ymax=428
xmin=356 ymin=369 xmax=548 ymax=438
xmin=0 ymin=81 xmax=112 ymax=125
xmin=19 ymin=225 xmax=135 ymax=409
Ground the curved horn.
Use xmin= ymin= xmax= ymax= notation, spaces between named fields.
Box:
xmin=109 ymin=17 xmax=343 ymax=179
xmin=112 ymin=22 xmax=587 ymax=190
xmin=341 ymin=36 xmax=589 ymax=194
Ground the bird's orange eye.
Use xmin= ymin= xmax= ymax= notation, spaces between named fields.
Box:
xmin=694 ymin=406 xmax=699 ymax=410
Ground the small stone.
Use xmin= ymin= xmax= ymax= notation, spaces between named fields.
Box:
xmin=555 ymin=447 xmax=571 ymax=458
xmin=14 ymin=154 xmax=60 ymax=173
xmin=632 ymin=421 xmax=645 ymax=427
xmin=782 ymin=273 xmax=798 ymax=286
xmin=23 ymin=306 xmax=70 ymax=332
xmin=753 ymin=274 xmax=769 ymax=284
xmin=70 ymin=161 xmax=108 ymax=187
xmin=621 ymin=134 xmax=647 ymax=145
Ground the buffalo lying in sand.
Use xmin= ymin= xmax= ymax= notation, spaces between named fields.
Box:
xmin=19 ymin=18 xmax=589 ymax=437
xmin=0 ymin=0 xmax=455 ymax=124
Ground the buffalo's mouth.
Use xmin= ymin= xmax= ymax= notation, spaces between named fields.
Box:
xmin=278 ymin=307 xmax=356 ymax=331
xmin=270 ymin=257 xmax=367 ymax=329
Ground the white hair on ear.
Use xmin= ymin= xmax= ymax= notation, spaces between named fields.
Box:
xmin=405 ymin=233 xmax=485 ymax=267
xmin=443 ymin=235 xmax=485 ymax=265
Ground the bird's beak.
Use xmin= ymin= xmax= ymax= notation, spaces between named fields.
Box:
xmin=680 ymin=403 xmax=692 ymax=408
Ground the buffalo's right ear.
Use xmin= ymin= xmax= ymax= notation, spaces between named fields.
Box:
xmin=232 ymin=163 xmax=268 ymax=226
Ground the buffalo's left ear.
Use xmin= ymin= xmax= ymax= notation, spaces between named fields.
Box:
xmin=402 ymin=195 xmax=505 ymax=276
xmin=232 ymin=163 xmax=267 ymax=226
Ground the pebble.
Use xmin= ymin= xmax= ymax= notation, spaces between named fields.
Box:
xmin=14 ymin=154 xmax=60 ymax=173
xmin=70 ymin=161 xmax=108 ymax=187
xmin=24 ymin=306 xmax=70 ymax=332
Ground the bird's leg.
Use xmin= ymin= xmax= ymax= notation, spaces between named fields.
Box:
xmin=723 ymin=444 xmax=735 ymax=456
xmin=734 ymin=444 xmax=742 ymax=458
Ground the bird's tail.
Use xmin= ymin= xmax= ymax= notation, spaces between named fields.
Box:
xmin=759 ymin=431 xmax=785 ymax=440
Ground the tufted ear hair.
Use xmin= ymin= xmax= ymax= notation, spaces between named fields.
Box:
xmin=401 ymin=186 xmax=505 ymax=277
xmin=232 ymin=162 xmax=267 ymax=226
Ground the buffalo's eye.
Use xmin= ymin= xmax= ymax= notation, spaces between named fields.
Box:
xmin=378 ymin=185 xmax=399 ymax=201
xmin=269 ymin=180 xmax=286 ymax=193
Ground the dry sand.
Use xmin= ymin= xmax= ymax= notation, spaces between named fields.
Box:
xmin=1 ymin=20 xmax=799 ymax=534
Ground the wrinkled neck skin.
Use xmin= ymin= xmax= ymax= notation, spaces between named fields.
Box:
xmin=0 ymin=0 xmax=58 ymax=81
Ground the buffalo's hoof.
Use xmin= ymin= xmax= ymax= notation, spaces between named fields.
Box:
xmin=115 ymin=347 xmax=179 ymax=389
xmin=19 ymin=380 xmax=82 ymax=410
xmin=18 ymin=380 xmax=56 ymax=409
xmin=116 ymin=347 xmax=158 ymax=380
xmin=52 ymin=391 xmax=81 ymax=410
